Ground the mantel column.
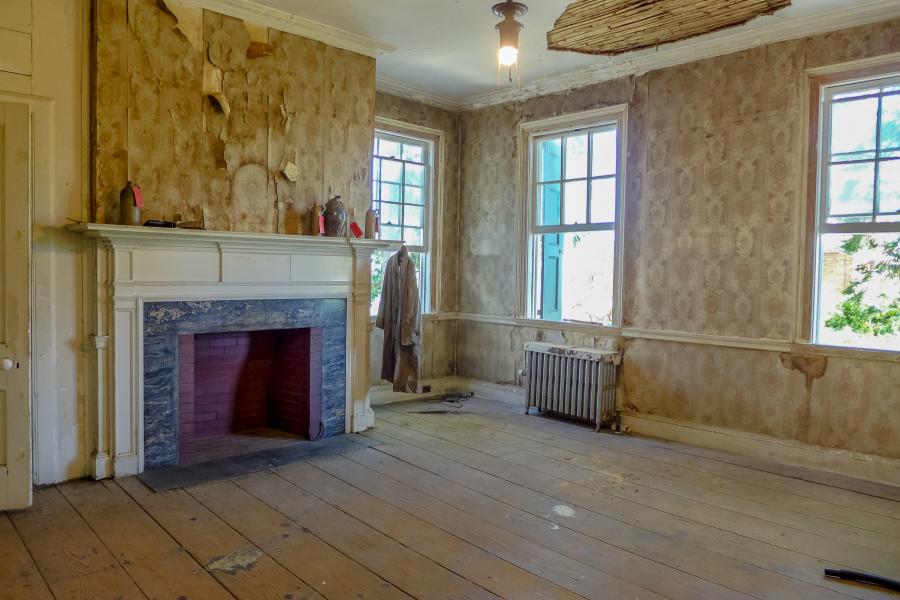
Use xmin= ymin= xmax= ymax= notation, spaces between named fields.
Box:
xmin=349 ymin=243 xmax=378 ymax=432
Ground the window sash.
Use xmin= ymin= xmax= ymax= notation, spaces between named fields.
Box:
xmin=521 ymin=107 xmax=627 ymax=326
xmin=818 ymin=75 xmax=900 ymax=235
xmin=531 ymin=123 xmax=619 ymax=234
xmin=811 ymin=72 xmax=900 ymax=348
xmin=373 ymin=130 xmax=432 ymax=253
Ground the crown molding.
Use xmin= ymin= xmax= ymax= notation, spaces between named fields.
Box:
xmin=177 ymin=0 xmax=395 ymax=58
xmin=375 ymin=76 xmax=462 ymax=112
xmin=458 ymin=0 xmax=900 ymax=110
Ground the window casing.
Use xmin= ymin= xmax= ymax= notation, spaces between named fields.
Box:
xmin=523 ymin=108 xmax=626 ymax=326
xmin=812 ymin=74 xmax=900 ymax=351
xmin=370 ymin=130 xmax=434 ymax=316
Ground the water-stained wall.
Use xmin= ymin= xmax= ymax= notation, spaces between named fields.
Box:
xmin=93 ymin=0 xmax=375 ymax=231
xmin=455 ymin=18 xmax=900 ymax=459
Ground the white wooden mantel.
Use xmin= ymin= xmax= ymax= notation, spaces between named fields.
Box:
xmin=68 ymin=223 xmax=394 ymax=479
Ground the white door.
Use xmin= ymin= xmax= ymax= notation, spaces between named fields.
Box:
xmin=0 ymin=102 xmax=32 ymax=509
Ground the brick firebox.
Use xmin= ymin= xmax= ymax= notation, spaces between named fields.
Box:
xmin=177 ymin=328 xmax=323 ymax=463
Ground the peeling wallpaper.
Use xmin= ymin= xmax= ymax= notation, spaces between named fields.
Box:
xmin=455 ymin=19 xmax=900 ymax=459
xmin=94 ymin=0 xmax=375 ymax=231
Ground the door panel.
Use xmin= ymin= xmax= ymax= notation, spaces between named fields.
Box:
xmin=0 ymin=102 xmax=32 ymax=509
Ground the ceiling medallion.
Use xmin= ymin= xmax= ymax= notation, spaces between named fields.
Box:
xmin=547 ymin=0 xmax=791 ymax=56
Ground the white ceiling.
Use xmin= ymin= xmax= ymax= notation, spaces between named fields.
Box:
xmin=256 ymin=0 xmax=900 ymax=109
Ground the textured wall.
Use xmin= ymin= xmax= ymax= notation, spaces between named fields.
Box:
xmin=94 ymin=0 xmax=375 ymax=232
xmin=455 ymin=18 xmax=900 ymax=459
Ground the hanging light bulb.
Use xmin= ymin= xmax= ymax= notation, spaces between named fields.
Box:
xmin=492 ymin=1 xmax=527 ymax=85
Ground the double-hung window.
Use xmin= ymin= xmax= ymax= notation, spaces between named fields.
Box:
xmin=370 ymin=129 xmax=433 ymax=316
xmin=812 ymin=74 xmax=900 ymax=351
xmin=525 ymin=108 xmax=626 ymax=326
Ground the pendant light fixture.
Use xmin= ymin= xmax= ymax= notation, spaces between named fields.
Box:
xmin=492 ymin=0 xmax=527 ymax=85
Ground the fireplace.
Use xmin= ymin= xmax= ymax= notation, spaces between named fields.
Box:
xmin=144 ymin=298 xmax=346 ymax=469
xmin=178 ymin=328 xmax=323 ymax=464
xmin=71 ymin=223 xmax=391 ymax=478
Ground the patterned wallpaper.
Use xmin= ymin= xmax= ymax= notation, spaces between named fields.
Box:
xmin=455 ymin=18 xmax=900 ymax=458
xmin=459 ymin=19 xmax=900 ymax=339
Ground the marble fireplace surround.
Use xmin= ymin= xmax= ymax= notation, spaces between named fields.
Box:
xmin=70 ymin=223 xmax=393 ymax=479
xmin=143 ymin=299 xmax=343 ymax=469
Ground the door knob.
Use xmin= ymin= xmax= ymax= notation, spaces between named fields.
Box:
xmin=0 ymin=358 xmax=14 ymax=371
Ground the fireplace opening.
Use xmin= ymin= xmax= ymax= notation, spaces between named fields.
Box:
xmin=177 ymin=327 xmax=323 ymax=464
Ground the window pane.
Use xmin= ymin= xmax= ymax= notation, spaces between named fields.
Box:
xmin=381 ymin=225 xmax=402 ymax=241
xmin=404 ymin=227 xmax=423 ymax=246
xmin=537 ymin=138 xmax=561 ymax=182
xmin=880 ymin=94 xmax=900 ymax=156
xmin=817 ymin=233 xmax=900 ymax=351
xmin=565 ymin=134 xmax=588 ymax=180
xmin=380 ymin=182 xmax=401 ymax=202
xmin=404 ymin=205 xmax=424 ymax=227
xmin=563 ymin=180 xmax=587 ymax=225
xmin=828 ymin=162 xmax=874 ymax=218
xmin=591 ymin=129 xmax=617 ymax=177
xmin=369 ymin=249 xmax=388 ymax=316
xmin=534 ymin=231 xmax=615 ymax=325
xmin=380 ymin=202 xmax=400 ymax=226
xmin=405 ymin=163 xmax=424 ymax=186
xmin=402 ymin=143 xmax=424 ymax=163
xmin=405 ymin=185 xmax=423 ymax=205
xmin=381 ymin=159 xmax=402 ymax=183
xmin=373 ymin=158 xmax=381 ymax=182
xmin=378 ymin=139 xmax=401 ymax=159
xmin=878 ymin=159 xmax=900 ymax=217
xmin=830 ymin=97 xmax=878 ymax=159
xmin=537 ymin=183 xmax=561 ymax=226
xmin=590 ymin=177 xmax=616 ymax=223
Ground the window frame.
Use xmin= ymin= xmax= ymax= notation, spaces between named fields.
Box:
xmin=518 ymin=105 xmax=628 ymax=327
xmin=806 ymin=66 xmax=900 ymax=351
xmin=371 ymin=118 xmax=443 ymax=315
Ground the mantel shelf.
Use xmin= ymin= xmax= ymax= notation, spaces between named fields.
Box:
xmin=66 ymin=223 xmax=400 ymax=254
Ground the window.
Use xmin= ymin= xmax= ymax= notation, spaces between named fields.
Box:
xmin=370 ymin=129 xmax=433 ymax=316
xmin=813 ymin=74 xmax=900 ymax=351
xmin=524 ymin=108 xmax=626 ymax=326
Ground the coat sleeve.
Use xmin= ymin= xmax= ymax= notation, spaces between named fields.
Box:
xmin=399 ymin=258 xmax=421 ymax=346
xmin=375 ymin=255 xmax=392 ymax=330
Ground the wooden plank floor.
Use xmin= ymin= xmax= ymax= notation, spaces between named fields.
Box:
xmin=3 ymin=397 xmax=900 ymax=600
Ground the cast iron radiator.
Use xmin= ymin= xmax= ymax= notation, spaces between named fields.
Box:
xmin=523 ymin=342 xmax=621 ymax=431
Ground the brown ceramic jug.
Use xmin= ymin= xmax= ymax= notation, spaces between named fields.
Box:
xmin=323 ymin=194 xmax=347 ymax=237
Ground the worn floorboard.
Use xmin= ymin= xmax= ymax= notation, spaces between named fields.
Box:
xmin=2 ymin=397 xmax=899 ymax=600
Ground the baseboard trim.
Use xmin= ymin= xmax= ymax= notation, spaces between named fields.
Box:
xmin=370 ymin=377 xmax=469 ymax=406
xmin=622 ymin=411 xmax=900 ymax=487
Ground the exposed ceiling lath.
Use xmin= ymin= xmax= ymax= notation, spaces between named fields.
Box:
xmin=547 ymin=0 xmax=792 ymax=56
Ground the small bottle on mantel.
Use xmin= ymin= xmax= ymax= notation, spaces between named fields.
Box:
xmin=364 ymin=208 xmax=378 ymax=239
xmin=307 ymin=204 xmax=322 ymax=236
xmin=119 ymin=181 xmax=142 ymax=226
